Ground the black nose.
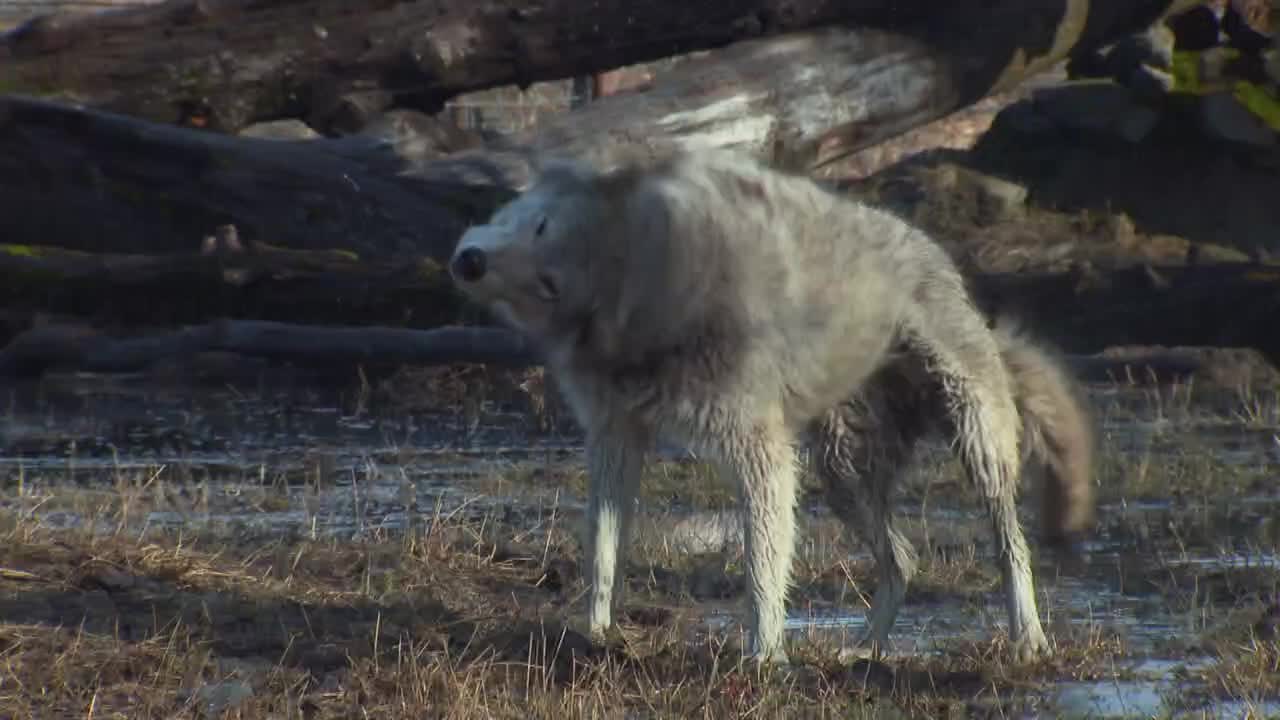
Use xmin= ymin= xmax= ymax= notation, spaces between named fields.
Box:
xmin=451 ymin=247 xmax=487 ymax=282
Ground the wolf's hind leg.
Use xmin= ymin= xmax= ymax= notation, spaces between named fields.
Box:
xmin=903 ymin=287 xmax=1050 ymax=661
xmin=814 ymin=380 xmax=924 ymax=657
xmin=584 ymin=421 xmax=649 ymax=642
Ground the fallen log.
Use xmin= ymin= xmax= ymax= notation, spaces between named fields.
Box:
xmin=1 ymin=0 xmax=1199 ymax=133
xmin=4 ymin=121 xmax=1280 ymax=369
xmin=0 ymin=320 xmax=535 ymax=378
xmin=0 ymin=239 xmax=467 ymax=330
xmin=972 ymin=261 xmax=1280 ymax=367
xmin=0 ymin=1 xmax=1202 ymax=262
xmin=5 ymin=283 xmax=1277 ymax=390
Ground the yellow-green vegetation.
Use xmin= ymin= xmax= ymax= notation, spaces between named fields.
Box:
xmin=1233 ymin=79 xmax=1280 ymax=131
xmin=0 ymin=244 xmax=91 ymax=259
xmin=1170 ymin=48 xmax=1280 ymax=132
xmin=0 ymin=244 xmax=39 ymax=258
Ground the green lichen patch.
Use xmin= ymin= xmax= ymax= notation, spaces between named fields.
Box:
xmin=1169 ymin=48 xmax=1280 ymax=133
xmin=0 ymin=244 xmax=38 ymax=257
xmin=1232 ymin=79 xmax=1280 ymax=131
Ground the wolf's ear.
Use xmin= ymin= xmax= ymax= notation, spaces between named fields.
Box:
xmin=607 ymin=184 xmax=697 ymax=350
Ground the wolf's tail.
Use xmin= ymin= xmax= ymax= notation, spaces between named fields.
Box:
xmin=993 ymin=318 xmax=1098 ymax=548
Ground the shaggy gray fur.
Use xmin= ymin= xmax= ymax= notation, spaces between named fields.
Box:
xmin=447 ymin=148 xmax=1096 ymax=665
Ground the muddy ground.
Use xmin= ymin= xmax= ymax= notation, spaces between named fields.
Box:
xmin=0 ymin=352 xmax=1278 ymax=719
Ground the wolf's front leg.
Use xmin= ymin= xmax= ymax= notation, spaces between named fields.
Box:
xmin=584 ymin=421 xmax=648 ymax=642
xmin=720 ymin=427 xmax=801 ymax=666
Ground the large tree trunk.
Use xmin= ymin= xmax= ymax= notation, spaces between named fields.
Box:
xmin=1 ymin=0 xmax=1198 ymax=133
xmin=0 ymin=1 xmax=1201 ymax=263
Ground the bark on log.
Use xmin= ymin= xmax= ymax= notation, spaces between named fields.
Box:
xmin=0 ymin=0 xmax=1199 ymax=133
xmin=0 ymin=1 xmax=1203 ymax=262
xmin=0 ymin=320 xmax=535 ymax=377
xmin=0 ymin=240 xmax=467 ymax=330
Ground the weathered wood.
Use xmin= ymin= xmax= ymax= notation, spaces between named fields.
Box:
xmin=0 ymin=0 xmax=1200 ymax=133
xmin=0 ymin=2 xmax=1204 ymax=262
xmin=0 ymin=93 xmax=516 ymax=261
xmin=0 ymin=320 xmax=535 ymax=377
xmin=0 ymin=240 xmax=468 ymax=330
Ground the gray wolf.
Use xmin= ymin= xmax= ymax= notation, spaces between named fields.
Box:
xmin=447 ymin=148 xmax=1096 ymax=665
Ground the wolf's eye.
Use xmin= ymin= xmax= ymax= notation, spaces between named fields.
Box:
xmin=536 ymin=272 xmax=559 ymax=301
xmin=535 ymin=217 xmax=548 ymax=237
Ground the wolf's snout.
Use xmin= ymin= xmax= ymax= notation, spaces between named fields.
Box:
xmin=451 ymin=247 xmax=487 ymax=282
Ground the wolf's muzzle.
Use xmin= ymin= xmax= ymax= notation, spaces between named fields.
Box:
xmin=451 ymin=247 xmax=487 ymax=282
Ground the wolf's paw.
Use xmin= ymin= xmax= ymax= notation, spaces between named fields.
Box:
xmin=851 ymin=629 xmax=893 ymax=660
xmin=588 ymin=622 xmax=627 ymax=651
xmin=1011 ymin=630 xmax=1051 ymax=664
xmin=747 ymin=644 xmax=792 ymax=672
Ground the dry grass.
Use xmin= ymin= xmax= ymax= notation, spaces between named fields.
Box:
xmin=0 ymin=500 xmax=970 ymax=719
xmin=1 ymin=367 xmax=1278 ymax=718
xmin=1 ymin=430 xmax=1277 ymax=719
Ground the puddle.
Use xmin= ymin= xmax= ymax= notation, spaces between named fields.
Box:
xmin=1051 ymin=678 xmax=1177 ymax=719
xmin=1048 ymin=667 xmax=1280 ymax=720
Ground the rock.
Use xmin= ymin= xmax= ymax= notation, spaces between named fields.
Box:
xmin=237 ymin=119 xmax=322 ymax=141
xmin=1032 ymin=82 xmax=1161 ymax=143
xmin=1200 ymin=91 xmax=1278 ymax=146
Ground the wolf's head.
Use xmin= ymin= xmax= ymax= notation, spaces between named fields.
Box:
xmin=448 ymin=154 xmax=692 ymax=360
xmin=448 ymin=158 xmax=617 ymax=341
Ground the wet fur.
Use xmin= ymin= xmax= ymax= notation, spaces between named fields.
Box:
xmin=448 ymin=148 xmax=1096 ymax=665
xmin=815 ymin=318 xmax=1097 ymax=654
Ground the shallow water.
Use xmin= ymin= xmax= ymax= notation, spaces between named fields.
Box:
xmin=2 ymin=373 xmax=1278 ymax=712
